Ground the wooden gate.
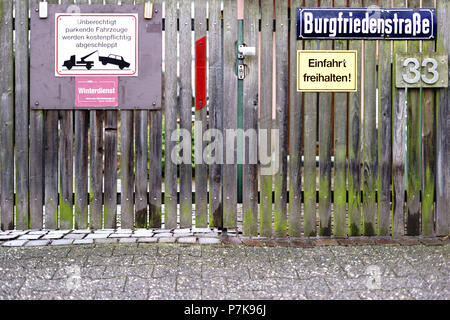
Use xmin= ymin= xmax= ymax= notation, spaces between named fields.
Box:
xmin=0 ymin=0 xmax=449 ymax=237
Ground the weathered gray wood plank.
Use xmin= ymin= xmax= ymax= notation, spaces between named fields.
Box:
xmin=0 ymin=0 xmax=14 ymax=230
xmin=348 ymin=0 xmax=362 ymax=236
xmin=59 ymin=110 xmax=74 ymax=230
xmin=259 ymin=0 xmax=273 ymax=237
xmin=14 ymin=0 xmax=30 ymax=229
xmin=44 ymin=111 xmax=59 ymax=229
xmin=149 ymin=111 xmax=162 ymax=228
xmin=242 ymin=0 xmax=259 ymax=236
xmin=135 ymin=110 xmax=148 ymax=228
xmin=120 ymin=111 xmax=134 ymax=229
xmin=392 ymin=0 xmax=407 ymax=236
xmin=75 ymin=111 xmax=89 ymax=229
xmin=303 ymin=0 xmax=319 ymax=237
xmin=421 ymin=0 xmax=436 ymax=236
xmin=273 ymin=0 xmax=288 ymax=238
xmin=208 ymin=0 xmax=223 ymax=229
xmin=223 ymin=0 xmax=238 ymax=229
xmin=179 ymin=0 xmax=193 ymax=228
xmin=318 ymin=0 xmax=333 ymax=236
xmin=164 ymin=0 xmax=179 ymax=229
xmin=377 ymin=0 xmax=392 ymax=236
xmin=333 ymin=0 xmax=348 ymax=237
xmin=103 ymin=0 xmax=120 ymax=229
xmin=436 ymin=0 xmax=450 ymax=236
xmin=194 ymin=0 xmax=208 ymax=227
xmin=288 ymin=1 xmax=303 ymax=238
xmin=406 ymin=0 xmax=421 ymax=236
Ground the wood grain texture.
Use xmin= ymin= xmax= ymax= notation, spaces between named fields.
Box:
xmin=333 ymin=0 xmax=348 ymax=237
xmin=149 ymin=111 xmax=162 ymax=228
xmin=0 ymin=0 xmax=14 ymax=230
xmin=208 ymin=0 xmax=224 ymax=229
xmin=318 ymin=0 xmax=333 ymax=236
xmin=259 ymin=0 xmax=273 ymax=237
xmin=44 ymin=111 xmax=59 ymax=229
xmin=120 ymin=111 xmax=134 ymax=229
xmin=288 ymin=1 xmax=303 ymax=238
xmin=14 ymin=0 xmax=30 ymax=229
xmin=74 ymin=0 xmax=93 ymax=230
xmin=195 ymin=0 xmax=208 ymax=227
xmin=377 ymin=0 xmax=392 ymax=236
xmin=392 ymin=0 xmax=407 ymax=236
xmin=421 ymin=0 xmax=436 ymax=236
xmin=406 ymin=0 xmax=421 ymax=236
xmin=179 ymin=0 xmax=192 ymax=228
xmin=164 ymin=0 xmax=179 ymax=229
xmin=362 ymin=0 xmax=378 ymax=236
xmin=274 ymin=0 xmax=288 ymax=238
xmin=348 ymin=0 xmax=362 ymax=236
xmin=303 ymin=0 xmax=319 ymax=237
xmin=242 ymin=0 xmax=259 ymax=236
xmin=103 ymin=0 xmax=120 ymax=229
xmin=436 ymin=0 xmax=450 ymax=236
xmin=59 ymin=110 xmax=74 ymax=230
xmin=223 ymin=0 xmax=238 ymax=229
xmin=75 ymin=111 xmax=89 ymax=229
xmin=134 ymin=110 xmax=148 ymax=228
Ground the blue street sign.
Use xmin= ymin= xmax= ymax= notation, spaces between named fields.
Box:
xmin=297 ymin=7 xmax=436 ymax=40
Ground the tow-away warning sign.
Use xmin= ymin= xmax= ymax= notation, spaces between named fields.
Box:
xmin=56 ymin=14 xmax=138 ymax=76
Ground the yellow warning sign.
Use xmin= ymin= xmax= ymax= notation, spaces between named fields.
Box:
xmin=297 ymin=50 xmax=357 ymax=92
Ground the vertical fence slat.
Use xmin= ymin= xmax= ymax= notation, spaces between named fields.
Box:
xmin=44 ymin=111 xmax=59 ymax=229
xmin=164 ymin=0 xmax=179 ymax=229
xmin=120 ymin=110 xmax=134 ymax=229
xmin=58 ymin=0 xmax=75 ymax=230
xmin=147 ymin=0 xmax=163 ymax=229
xmin=134 ymin=0 xmax=150 ymax=229
xmin=332 ymin=0 xmax=348 ymax=237
xmin=90 ymin=111 xmax=103 ymax=229
xmin=208 ymin=0 xmax=223 ymax=229
xmin=149 ymin=110 xmax=162 ymax=228
xmin=288 ymin=1 xmax=303 ymax=238
xmin=405 ymin=0 xmax=421 ymax=236
xmin=194 ymin=0 xmax=208 ymax=227
xmin=420 ymin=0 xmax=436 ymax=236
xmin=59 ymin=110 xmax=74 ymax=230
xmin=303 ymin=0 xmax=318 ymax=237
xmin=135 ymin=110 xmax=148 ymax=228
xmin=436 ymin=0 xmax=450 ymax=236
xmin=179 ymin=0 xmax=193 ymax=228
xmin=318 ymin=0 xmax=333 ymax=236
xmin=29 ymin=0 xmax=49 ymax=230
xmin=259 ymin=0 xmax=273 ymax=237
xmin=14 ymin=0 xmax=30 ymax=229
xmin=377 ymin=0 xmax=393 ymax=236
xmin=223 ymin=0 xmax=238 ymax=229
xmin=73 ymin=0 xmax=91 ymax=231
xmin=102 ymin=0 xmax=119 ymax=229
xmin=104 ymin=111 xmax=118 ymax=229
xmin=242 ymin=0 xmax=259 ymax=236
xmin=348 ymin=0 xmax=363 ymax=236
xmin=392 ymin=0 xmax=407 ymax=236
xmin=273 ymin=0 xmax=288 ymax=238
xmin=361 ymin=0 xmax=378 ymax=236
xmin=75 ymin=111 xmax=89 ymax=229
xmin=0 ymin=0 xmax=14 ymax=230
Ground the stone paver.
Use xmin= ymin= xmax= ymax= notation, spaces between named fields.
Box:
xmin=0 ymin=241 xmax=447 ymax=300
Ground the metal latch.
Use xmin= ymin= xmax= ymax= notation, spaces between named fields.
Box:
xmin=144 ymin=2 xmax=153 ymax=19
xmin=237 ymin=65 xmax=245 ymax=80
xmin=39 ymin=1 xmax=48 ymax=19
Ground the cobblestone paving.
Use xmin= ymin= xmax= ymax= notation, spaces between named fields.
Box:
xmin=0 ymin=241 xmax=448 ymax=300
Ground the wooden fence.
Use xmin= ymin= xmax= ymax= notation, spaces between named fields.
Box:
xmin=0 ymin=0 xmax=449 ymax=237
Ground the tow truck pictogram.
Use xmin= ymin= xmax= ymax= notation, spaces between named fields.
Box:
xmin=62 ymin=50 xmax=98 ymax=70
